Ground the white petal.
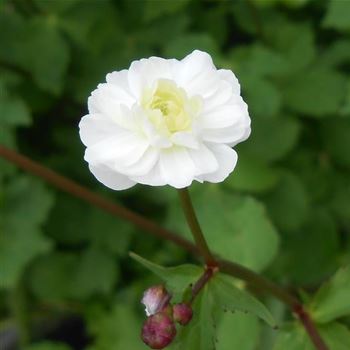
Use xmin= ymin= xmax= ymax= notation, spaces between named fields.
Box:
xmin=202 ymin=79 xmax=233 ymax=112
xmin=117 ymin=147 xmax=159 ymax=177
xmin=159 ymin=148 xmax=195 ymax=188
xmin=79 ymin=114 xmax=123 ymax=146
xmin=199 ymin=145 xmax=238 ymax=183
xmin=177 ymin=50 xmax=219 ymax=97
xmin=88 ymin=82 xmax=135 ymax=115
xmin=171 ymin=131 xmax=199 ymax=149
xmin=84 ymin=133 xmax=148 ymax=167
xmin=199 ymin=104 xmax=245 ymax=129
xmin=202 ymin=122 xmax=251 ymax=145
xmin=189 ymin=143 xmax=218 ymax=176
xmin=128 ymin=57 xmax=179 ymax=99
xmin=131 ymin=160 xmax=166 ymax=186
xmin=218 ymin=69 xmax=241 ymax=94
xmin=89 ymin=164 xmax=136 ymax=190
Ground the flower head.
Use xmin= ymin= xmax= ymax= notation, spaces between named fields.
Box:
xmin=141 ymin=285 xmax=170 ymax=317
xmin=79 ymin=50 xmax=251 ymax=190
xmin=141 ymin=312 xmax=176 ymax=349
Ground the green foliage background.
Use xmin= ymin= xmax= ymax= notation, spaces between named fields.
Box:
xmin=0 ymin=0 xmax=350 ymax=349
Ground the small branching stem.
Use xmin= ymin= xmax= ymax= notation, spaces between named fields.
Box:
xmin=177 ymin=188 xmax=217 ymax=267
xmin=189 ymin=266 xmax=217 ymax=304
xmin=0 ymin=145 xmax=329 ymax=350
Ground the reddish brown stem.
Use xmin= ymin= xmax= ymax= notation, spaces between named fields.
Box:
xmin=190 ymin=266 xmax=217 ymax=304
xmin=0 ymin=145 xmax=328 ymax=350
xmin=293 ymin=305 xmax=329 ymax=350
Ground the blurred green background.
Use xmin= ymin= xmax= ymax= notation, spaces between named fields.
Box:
xmin=0 ymin=0 xmax=350 ymax=349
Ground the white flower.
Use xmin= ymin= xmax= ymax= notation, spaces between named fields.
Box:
xmin=79 ymin=50 xmax=251 ymax=190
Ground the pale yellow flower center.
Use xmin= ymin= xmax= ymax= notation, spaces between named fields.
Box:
xmin=142 ymin=79 xmax=201 ymax=135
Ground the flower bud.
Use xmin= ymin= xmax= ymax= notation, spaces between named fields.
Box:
xmin=141 ymin=285 xmax=170 ymax=316
xmin=173 ymin=303 xmax=193 ymax=326
xmin=141 ymin=312 xmax=176 ymax=349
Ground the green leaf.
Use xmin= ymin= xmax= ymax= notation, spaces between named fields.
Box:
xmin=278 ymin=209 xmax=339 ymax=285
xmin=24 ymin=342 xmax=72 ymax=350
xmin=0 ymin=96 xmax=31 ymax=127
xmin=212 ymin=274 xmax=276 ymax=327
xmin=323 ymin=0 xmax=350 ymax=33
xmin=143 ymin=0 xmax=190 ymax=22
xmin=0 ymin=226 xmax=52 ymax=289
xmin=341 ymin=79 xmax=350 ymax=116
xmin=239 ymin=116 xmax=301 ymax=163
xmin=283 ymin=65 xmax=346 ymax=117
xmin=33 ymin=0 xmax=83 ymax=14
xmin=224 ymin=153 xmax=280 ymax=193
xmin=273 ymin=322 xmax=350 ymax=350
xmin=310 ymin=266 xmax=350 ymax=323
xmin=320 ymin=118 xmax=350 ymax=169
xmin=70 ymin=247 xmax=119 ymax=299
xmin=241 ymin=75 xmax=282 ymax=118
xmin=2 ymin=176 xmax=54 ymax=227
xmin=30 ymin=248 xmax=118 ymax=300
xmin=267 ymin=19 xmax=316 ymax=73
xmin=167 ymin=188 xmax=279 ymax=272
xmin=0 ymin=176 xmax=54 ymax=288
xmin=230 ymin=44 xmax=289 ymax=78
xmin=130 ymin=252 xmax=202 ymax=295
xmin=46 ymin=194 xmax=134 ymax=256
xmin=1 ymin=15 xmax=70 ymax=95
xmin=264 ymin=172 xmax=310 ymax=232
xmin=216 ymin=312 xmax=261 ymax=350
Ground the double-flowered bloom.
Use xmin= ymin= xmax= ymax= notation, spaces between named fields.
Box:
xmin=79 ymin=50 xmax=251 ymax=190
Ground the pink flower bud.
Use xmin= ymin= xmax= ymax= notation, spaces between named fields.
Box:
xmin=141 ymin=285 xmax=170 ymax=316
xmin=173 ymin=303 xmax=193 ymax=326
xmin=141 ymin=312 xmax=176 ymax=349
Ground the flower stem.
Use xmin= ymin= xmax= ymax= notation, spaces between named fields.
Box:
xmin=177 ymin=188 xmax=217 ymax=267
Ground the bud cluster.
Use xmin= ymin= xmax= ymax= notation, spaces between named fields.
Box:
xmin=141 ymin=285 xmax=193 ymax=349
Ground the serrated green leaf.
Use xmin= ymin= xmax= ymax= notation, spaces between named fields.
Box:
xmin=167 ymin=188 xmax=279 ymax=272
xmin=130 ymin=252 xmax=202 ymax=295
xmin=310 ymin=266 xmax=350 ymax=323
xmin=212 ymin=274 xmax=276 ymax=327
